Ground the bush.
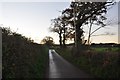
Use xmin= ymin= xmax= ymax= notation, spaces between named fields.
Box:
xmin=2 ymin=27 xmax=49 ymax=78
xmin=55 ymin=46 xmax=120 ymax=78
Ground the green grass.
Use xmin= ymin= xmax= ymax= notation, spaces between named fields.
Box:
xmin=92 ymin=47 xmax=119 ymax=52
xmin=55 ymin=47 xmax=120 ymax=78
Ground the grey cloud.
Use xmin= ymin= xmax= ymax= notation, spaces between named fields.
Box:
xmin=92 ymin=32 xmax=116 ymax=36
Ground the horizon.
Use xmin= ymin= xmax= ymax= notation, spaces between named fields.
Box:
xmin=0 ymin=2 xmax=119 ymax=44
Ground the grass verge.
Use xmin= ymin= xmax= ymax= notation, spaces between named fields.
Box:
xmin=55 ymin=47 xmax=119 ymax=78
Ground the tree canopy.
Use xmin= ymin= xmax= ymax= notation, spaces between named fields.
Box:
xmin=41 ymin=36 xmax=54 ymax=46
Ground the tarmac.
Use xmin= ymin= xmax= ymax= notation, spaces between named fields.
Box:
xmin=47 ymin=49 xmax=93 ymax=78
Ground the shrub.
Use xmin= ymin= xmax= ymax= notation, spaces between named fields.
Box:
xmin=2 ymin=27 xmax=49 ymax=78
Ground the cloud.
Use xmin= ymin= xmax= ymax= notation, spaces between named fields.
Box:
xmin=92 ymin=32 xmax=116 ymax=36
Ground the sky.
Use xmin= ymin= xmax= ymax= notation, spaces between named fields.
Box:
xmin=0 ymin=1 xmax=119 ymax=44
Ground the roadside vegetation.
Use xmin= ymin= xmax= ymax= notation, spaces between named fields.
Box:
xmin=55 ymin=46 xmax=120 ymax=78
xmin=1 ymin=1 xmax=118 ymax=79
xmin=2 ymin=27 xmax=49 ymax=78
xmin=51 ymin=1 xmax=119 ymax=78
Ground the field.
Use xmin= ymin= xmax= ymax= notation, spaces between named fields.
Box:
xmin=92 ymin=47 xmax=119 ymax=52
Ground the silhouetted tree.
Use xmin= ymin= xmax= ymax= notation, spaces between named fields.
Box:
xmin=41 ymin=36 xmax=54 ymax=46
xmin=50 ymin=14 xmax=77 ymax=47
xmin=87 ymin=15 xmax=107 ymax=45
xmin=50 ymin=17 xmax=64 ymax=47
xmin=62 ymin=1 xmax=115 ymax=54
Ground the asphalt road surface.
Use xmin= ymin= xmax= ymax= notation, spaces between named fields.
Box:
xmin=47 ymin=49 xmax=93 ymax=78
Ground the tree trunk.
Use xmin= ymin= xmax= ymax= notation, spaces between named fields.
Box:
xmin=75 ymin=23 xmax=83 ymax=55
xmin=59 ymin=29 xmax=62 ymax=47
xmin=88 ymin=20 xmax=93 ymax=45
xmin=63 ymin=25 xmax=66 ymax=47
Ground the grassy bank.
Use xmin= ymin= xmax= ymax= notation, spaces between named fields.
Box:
xmin=55 ymin=47 xmax=120 ymax=78
xmin=2 ymin=27 xmax=49 ymax=78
